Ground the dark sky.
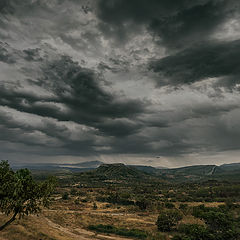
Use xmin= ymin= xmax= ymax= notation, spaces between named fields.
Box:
xmin=1 ymin=0 xmax=240 ymax=167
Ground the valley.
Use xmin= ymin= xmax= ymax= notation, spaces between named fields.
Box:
xmin=1 ymin=162 xmax=240 ymax=240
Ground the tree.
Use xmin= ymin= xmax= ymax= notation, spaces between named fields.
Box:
xmin=156 ymin=209 xmax=183 ymax=232
xmin=0 ymin=160 xmax=56 ymax=231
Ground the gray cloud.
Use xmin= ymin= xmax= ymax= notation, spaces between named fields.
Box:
xmin=1 ymin=0 xmax=240 ymax=166
xmin=149 ymin=40 xmax=240 ymax=88
xmin=0 ymin=49 xmax=145 ymax=133
xmin=96 ymin=0 xmax=239 ymax=49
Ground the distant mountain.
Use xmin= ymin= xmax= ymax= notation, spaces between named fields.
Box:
xmin=151 ymin=163 xmax=240 ymax=182
xmin=217 ymin=163 xmax=240 ymax=172
xmin=159 ymin=165 xmax=217 ymax=175
xmin=12 ymin=161 xmax=104 ymax=172
xmin=152 ymin=165 xmax=217 ymax=182
xmin=60 ymin=161 xmax=104 ymax=169
xmin=11 ymin=161 xmax=240 ymax=182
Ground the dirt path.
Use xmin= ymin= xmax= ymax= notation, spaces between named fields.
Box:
xmin=42 ymin=215 xmax=133 ymax=240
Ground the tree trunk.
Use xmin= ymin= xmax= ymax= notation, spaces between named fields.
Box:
xmin=0 ymin=211 xmax=18 ymax=231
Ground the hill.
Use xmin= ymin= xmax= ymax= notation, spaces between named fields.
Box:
xmin=151 ymin=163 xmax=240 ymax=182
xmin=12 ymin=161 xmax=240 ymax=183
xmin=94 ymin=163 xmax=150 ymax=180
xmin=70 ymin=163 xmax=160 ymax=186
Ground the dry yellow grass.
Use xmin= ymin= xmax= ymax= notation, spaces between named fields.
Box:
xmin=1 ymin=196 xmax=224 ymax=240
xmin=0 ymin=213 xmax=134 ymax=240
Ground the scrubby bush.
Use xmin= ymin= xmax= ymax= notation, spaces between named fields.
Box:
xmin=178 ymin=224 xmax=210 ymax=240
xmin=62 ymin=192 xmax=69 ymax=200
xmin=156 ymin=209 xmax=183 ymax=232
xmin=179 ymin=203 xmax=188 ymax=210
xmin=93 ymin=202 xmax=97 ymax=210
xmin=136 ymin=198 xmax=150 ymax=210
xmin=70 ymin=188 xmax=77 ymax=196
xmin=88 ymin=224 xmax=147 ymax=239
xmin=191 ymin=205 xmax=240 ymax=240
xmin=172 ymin=235 xmax=191 ymax=240
xmin=165 ymin=202 xmax=175 ymax=209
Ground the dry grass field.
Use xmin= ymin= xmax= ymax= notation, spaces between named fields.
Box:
xmin=1 ymin=186 xmax=223 ymax=240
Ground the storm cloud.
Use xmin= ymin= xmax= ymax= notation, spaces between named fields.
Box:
xmin=150 ymin=40 xmax=240 ymax=88
xmin=0 ymin=0 xmax=240 ymax=167
xmin=97 ymin=0 xmax=240 ymax=49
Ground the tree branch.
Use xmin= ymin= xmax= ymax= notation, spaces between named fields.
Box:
xmin=0 ymin=211 xmax=18 ymax=231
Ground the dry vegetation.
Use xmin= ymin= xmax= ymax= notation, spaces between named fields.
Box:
xmin=1 ymin=163 xmax=240 ymax=240
xmin=1 ymin=185 xmax=228 ymax=240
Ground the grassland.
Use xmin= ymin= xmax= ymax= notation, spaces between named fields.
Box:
xmin=1 ymin=163 xmax=240 ymax=239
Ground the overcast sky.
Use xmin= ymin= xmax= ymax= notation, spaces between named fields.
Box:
xmin=1 ymin=0 xmax=240 ymax=167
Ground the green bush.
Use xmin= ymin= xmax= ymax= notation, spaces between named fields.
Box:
xmin=178 ymin=224 xmax=210 ymax=240
xmin=88 ymin=224 xmax=147 ymax=239
xmin=172 ymin=235 xmax=191 ymax=240
xmin=179 ymin=204 xmax=188 ymax=210
xmin=70 ymin=188 xmax=77 ymax=196
xmin=156 ymin=209 xmax=183 ymax=232
xmin=136 ymin=198 xmax=150 ymax=210
xmin=62 ymin=192 xmax=69 ymax=200
xmin=93 ymin=202 xmax=97 ymax=210
xmin=165 ymin=202 xmax=175 ymax=209
xmin=191 ymin=205 xmax=240 ymax=240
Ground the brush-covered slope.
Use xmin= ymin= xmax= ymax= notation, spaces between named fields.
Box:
xmin=95 ymin=163 xmax=149 ymax=180
xmin=73 ymin=163 xmax=158 ymax=186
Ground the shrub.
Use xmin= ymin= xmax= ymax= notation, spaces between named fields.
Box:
xmin=179 ymin=204 xmax=188 ymax=210
xmin=178 ymin=224 xmax=210 ymax=240
xmin=165 ymin=202 xmax=175 ymax=209
xmin=136 ymin=198 xmax=150 ymax=210
xmin=93 ymin=202 xmax=97 ymax=210
xmin=88 ymin=224 xmax=147 ymax=239
xmin=156 ymin=209 xmax=183 ymax=232
xmin=191 ymin=205 xmax=240 ymax=239
xmin=70 ymin=188 xmax=77 ymax=196
xmin=172 ymin=235 xmax=191 ymax=240
xmin=62 ymin=192 xmax=69 ymax=200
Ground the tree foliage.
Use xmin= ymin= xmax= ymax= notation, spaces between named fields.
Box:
xmin=156 ymin=209 xmax=183 ymax=232
xmin=0 ymin=160 xmax=56 ymax=231
xmin=175 ymin=205 xmax=240 ymax=240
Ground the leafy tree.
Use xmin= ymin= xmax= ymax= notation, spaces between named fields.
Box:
xmin=156 ymin=209 xmax=183 ymax=232
xmin=0 ymin=160 xmax=56 ymax=231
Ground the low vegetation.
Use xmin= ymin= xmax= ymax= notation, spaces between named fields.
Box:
xmin=88 ymin=224 xmax=147 ymax=239
xmin=1 ymin=161 xmax=240 ymax=239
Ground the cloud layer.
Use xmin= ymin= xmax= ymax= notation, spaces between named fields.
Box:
xmin=1 ymin=0 xmax=240 ymax=167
